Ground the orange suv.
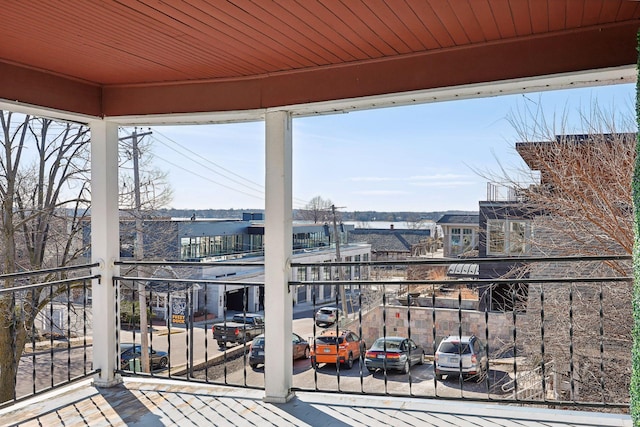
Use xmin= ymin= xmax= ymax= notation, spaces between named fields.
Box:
xmin=310 ymin=329 xmax=365 ymax=370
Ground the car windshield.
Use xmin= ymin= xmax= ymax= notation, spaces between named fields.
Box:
xmin=319 ymin=309 xmax=335 ymax=315
xmin=439 ymin=342 xmax=471 ymax=354
xmin=253 ymin=337 xmax=265 ymax=346
xmin=315 ymin=336 xmax=344 ymax=345
xmin=371 ymin=339 xmax=402 ymax=351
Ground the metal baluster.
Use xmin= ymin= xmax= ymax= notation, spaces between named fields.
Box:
xmin=10 ymin=286 xmax=17 ymax=401
xmin=432 ymin=281 xmax=438 ymax=395
xmin=222 ymin=283 xmax=228 ymax=384
xmin=569 ymin=283 xmax=575 ymax=401
xmin=49 ymin=284 xmax=54 ymax=388
xmin=114 ymin=277 xmax=120 ymax=373
xmin=457 ymin=287 xmax=464 ymax=396
xmin=512 ymin=285 xmax=518 ymax=401
xmin=83 ymin=279 xmax=88 ymax=377
xmin=166 ymin=284 xmax=171 ymax=378
xmin=598 ymin=281 xmax=605 ymax=403
xmin=540 ymin=283 xmax=547 ymax=402
xmin=334 ymin=284 xmax=341 ymax=392
xmin=242 ymin=285 xmax=248 ymax=387
xmin=407 ymin=288 xmax=413 ymax=396
xmin=312 ymin=284 xmax=318 ymax=390
xmin=185 ymin=286 xmax=191 ymax=380
xmin=203 ymin=282 xmax=210 ymax=383
xmin=382 ymin=287 xmax=388 ymax=394
xmin=484 ymin=287 xmax=490 ymax=397
xmin=148 ymin=287 xmax=154 ymax=378
xmin=31 ymin=287 xmax=37 ymax=395
xmin=357 ymin=283 xmax=364 ymax=394
xmin=66 ymin=280 xmax=71 ymax=382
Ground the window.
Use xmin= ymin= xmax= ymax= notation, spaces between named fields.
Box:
xmin=450 ymin=228 xmax=461 ymax=255
xmin=487 ymin=219 xmax=530 ymax=255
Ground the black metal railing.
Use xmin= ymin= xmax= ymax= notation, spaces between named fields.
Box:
xmin=0 ymin=263 xmax=100 ymax=409
xmin=114 ymin=260 xmax=266 ymax=390
xmin=113 ymin=255 xmax=631 ymax=412
xmin=292 ymin=255 xmax=632 ymax=411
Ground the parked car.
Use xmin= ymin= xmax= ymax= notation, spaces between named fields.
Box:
xmin=212 ymin=313 xmax=265 ymax=348
xmin=315 ymin=307 xmax=344 ymax=327
xmin=364 ymin=336 xmax=425 ymax=374
xmin=248 ymin=332 xmax=310 ymax=369
xmin=434 ymin=335 xmax=488 ymax=381
xmin=120 ymin=343 xmax=168 ymax=370
xmin=310 ymin=329 xmax=365 ymax=369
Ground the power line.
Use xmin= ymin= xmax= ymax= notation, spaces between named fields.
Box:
xmin=150 ymin=128 xmax=311 ymax=207
xmin=152 ymin=129 xmax=264 ymax=193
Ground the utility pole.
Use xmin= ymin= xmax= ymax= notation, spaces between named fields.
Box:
xmin=120 ymin=128 xmax=152 ymax=372
xmin=331 ymin=205 xmax=348 ymax=317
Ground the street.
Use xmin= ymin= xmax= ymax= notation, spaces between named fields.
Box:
xmin=15 ymin=303 xmax=514 ymax=402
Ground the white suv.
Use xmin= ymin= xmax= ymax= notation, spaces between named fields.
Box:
xmin=435 ymin=335 xmax=488 ymax=381
xmin=314 ymin=307 xmax=344 ymax=327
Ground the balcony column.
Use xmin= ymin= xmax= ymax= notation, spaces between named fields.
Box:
xmin=89 ymin=119 xmax=121 ymax=387
xmin=264 ymin=110 xmax=294 ymax=403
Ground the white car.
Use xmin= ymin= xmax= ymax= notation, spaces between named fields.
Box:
xmin=435 ymin=335 xmax=488 ymax=381
xmin=315 ymin=307 xmax=344 ymax=327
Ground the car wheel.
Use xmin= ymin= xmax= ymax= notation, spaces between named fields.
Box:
xmin=435 ymin=373 xmax=443 ymax=381
xmin=418 ymin=352 xmax=425 ymax=365
xmin=304 ymin=347 xmax=310 ymax=359
xmin=401 ymin=360 xmax=409 ymax=374
xmin=159 ymin=357 xmax=168 ymax=368
xmin=367 ymin=367 xmax=376 ymax=373
xmin=250 ymin=363 xmax=258 ymax=369
xmin=344 ymin=353 xmax=353 ymax=370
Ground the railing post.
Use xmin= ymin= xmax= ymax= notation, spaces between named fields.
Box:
xmin=90 ymin=119 xmax=121 ymax=387
xmin=264 ymin=109 xmax=294 ymax=403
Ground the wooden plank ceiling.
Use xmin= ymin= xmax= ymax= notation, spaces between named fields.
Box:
xmin=1 ymin=0 xmax=639 ymax=118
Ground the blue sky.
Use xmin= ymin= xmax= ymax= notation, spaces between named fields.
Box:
xmin=146 ymin=83 xmax=635 ymax=213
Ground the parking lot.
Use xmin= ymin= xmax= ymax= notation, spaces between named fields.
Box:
xmin=207 ymin=354 xmax=514 ymax=399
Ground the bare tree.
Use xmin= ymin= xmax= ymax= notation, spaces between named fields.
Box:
xmin=118 ymin=128 xmax=173 ymax=372
xmin=479 ymin=100 xmax=634 ymax=405
xmin=0 ymin=111 xmax=91 ymax=403
xmin=297 ymin=195 xmax=333 ymax=223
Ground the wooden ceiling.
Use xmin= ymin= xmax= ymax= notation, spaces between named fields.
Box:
xmin=1 ymin=1 xmax=639 ymax=120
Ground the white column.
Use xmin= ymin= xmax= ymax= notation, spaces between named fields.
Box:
xmin=264 ymin=110 xmax=293 ymax=403
xmin=90 ymin=119 xmax=121 ymax=387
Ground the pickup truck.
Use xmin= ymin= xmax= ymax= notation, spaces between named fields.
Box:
xmin=212 ymin=313 xmax=265 ymax=348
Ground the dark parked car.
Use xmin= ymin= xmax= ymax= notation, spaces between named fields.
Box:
xmin=120 ymin=343 xmax=168 ymax=370
xmin=248 ymin=332 xmax=310 ymax=369
xmin=364 ymin=337 xmax=425 ymax=374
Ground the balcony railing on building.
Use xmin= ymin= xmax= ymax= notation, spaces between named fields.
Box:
xmin=0 ymin=255 xmax=631 ymax=415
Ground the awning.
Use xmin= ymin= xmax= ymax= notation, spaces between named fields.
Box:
xmin=447 ymin=263 xmax=479 ymax=277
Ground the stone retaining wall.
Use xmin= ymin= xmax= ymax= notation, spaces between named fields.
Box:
xmin=346 ymin=304 xmax=520 ymax=355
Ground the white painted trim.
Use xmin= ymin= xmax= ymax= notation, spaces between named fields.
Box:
xmin=4 ymin=66 xmax=628 ymax=126
xmin=107 ymin=65 xmax=636 ymax=125
xmin=263 ymin=110 xmax=294 ymax=402
xmin=89 ymin=119 xmax=121 ymax=387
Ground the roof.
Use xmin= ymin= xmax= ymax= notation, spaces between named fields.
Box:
xmin=350 ymin=229 xmax=430 ymax=252
xmin=447 ymin=263 xmax=479 ymax=277
xmin=436 ymin=214 xmax=479 ymax=226
xmin=2 ymin=1 xmax=638 ymax=120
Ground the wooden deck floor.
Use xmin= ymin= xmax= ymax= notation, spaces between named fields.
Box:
xmin=0 ymin=377 xmax=632 ymax=427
